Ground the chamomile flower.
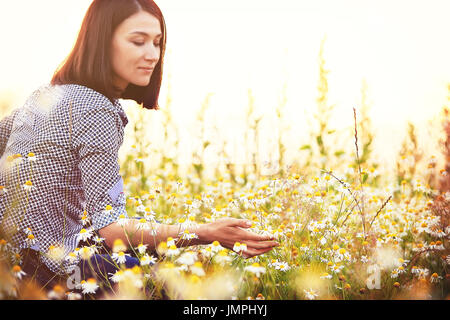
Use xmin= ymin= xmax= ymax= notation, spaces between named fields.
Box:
xmin=210 ymin=240 xmax=224 ymax=253
xmin=27 ymin=152 xmax=37 ymax=161
xmin=275 ymin=261 xmax=291 ymax=272
xmin=0 ymin=185 xmax=7 ymax=195
xmin=214 ymin=249 xmax=232 ymax=265
xmin=66 ymin=291 xmax=82 ymax=300
xmin=415 ymin=268 xmax=430 ymax=279
xmin=112 ymin=251 xmax=131 ymax=264
xmin=76 ymin=228 xmax=93 ymax=242
xmin=320 ymin=272 xmax=332 ymax=280
xmin=233 ymin=242 xmax=247 ymax=253
xmin=166 ymin=237 xmax=176 ymax=247
xmin=136 ymin=218 xmax=151 ymax=230
xmin=12 ymin=265 xmax=26 ymax=280
xmin=47 ymin=284 xmax=65 ymax=300
xmin=144 ymin=207 xmax=156 ymax=221
xmin=65 ymin=251 xmax=79 ymax=263
xmin=46 ymin=245 xmax=65 ymax=261
xmin=200 ymin=247 xmax=214 ymax=258
xmin=136 ymin=243 xmax=148 ymax=254
xmin=112 ymin=238 xmax=127 ymax=253
xmin=304 ymin=289 xmax=319 ymax=300
xmin=81 ymin=278 xmax=99 ymax=295
xmin=180 ymin=229 xmax=198 ymax=240
xmin=166 ymin=245 xmax=180 ymax=257
xmin=79 ymin=246 xmax=96 ymax=260
xmin=25 ymin=234 xmax=37 ymax=246
xmin=80 ymin=214 xmax=90 ymax=226
xmin=140 ymin=254 xmax=157 ymax=266
xmin=391 ymin=269 xmax=399 ymax=279
xmin=23 ymin=180 xmax=35 ymax=191
xmin=190 ymin=261 xmax=205 ymax=277
xmin=117 ymin=214 xmax=129 ymax=227
xmin=176 ymin=251 xmax=197 ymax=266
xmin=103 ymin=205 xmax=114 ymax=215
xmin=110 ymin=270 xmax=125 ymax=283
xmin=430 ymin=273 xmax=443 ymax=283
xmin=244 ymin=262 xmax=266 ymax=277
xmin=0 ymin=238 xmax=10 ymax=251
xmin=329 ymin=263 xmax=344 ymax=274
xmin=93 ymin=235 xmax=105 ymax=244
xmin=149 ymin=224 xmax=158 ymax=237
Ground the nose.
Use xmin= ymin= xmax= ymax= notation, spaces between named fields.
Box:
xmin=144 ymin=44 xmax=160 ymax=62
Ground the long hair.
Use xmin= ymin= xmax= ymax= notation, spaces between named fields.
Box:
xmin=51 ymin=0 xmax=166 ymax=110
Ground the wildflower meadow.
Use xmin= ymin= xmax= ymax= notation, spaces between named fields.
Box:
xmin=0 ymin=46 xmax=449 ymax=301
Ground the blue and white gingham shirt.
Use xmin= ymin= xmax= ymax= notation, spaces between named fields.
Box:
xmin=0 ymin=83 xmax=128 ymax=274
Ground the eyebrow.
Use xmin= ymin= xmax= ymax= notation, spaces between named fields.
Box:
xmin=129 ymin=31 xmax=162 ymax=38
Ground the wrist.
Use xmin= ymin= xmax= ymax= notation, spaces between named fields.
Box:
xmin=196 ymin=223 xmax=211 ymax=245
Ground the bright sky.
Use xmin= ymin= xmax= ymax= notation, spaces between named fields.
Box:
xmin=0 ymin=0 xmax=449 ymax=171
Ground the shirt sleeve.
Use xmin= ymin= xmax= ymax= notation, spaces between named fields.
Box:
xmin=72 ymin=104 xmax=127 ymax=231
xmin=0 ymin=109 xmax=19 ymax=158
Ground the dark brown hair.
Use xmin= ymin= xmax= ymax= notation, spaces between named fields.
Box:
xmin=51 ymin=0 xmax=166 ymax=110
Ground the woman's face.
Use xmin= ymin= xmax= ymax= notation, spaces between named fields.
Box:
xmin=111 ymin=11 xmax=162 ymax=92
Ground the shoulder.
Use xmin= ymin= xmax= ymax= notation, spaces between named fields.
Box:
xmin=58 ymin=84 xmax=116 ymax=111
xmin=23 ymin=83 xmax=116 ymax=114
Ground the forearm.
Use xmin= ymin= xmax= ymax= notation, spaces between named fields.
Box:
xmin=99 ymin=219 xmax=210 ymax=251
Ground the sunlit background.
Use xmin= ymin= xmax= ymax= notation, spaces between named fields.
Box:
xmin=0 ymin=0 xmax=449 ymax=173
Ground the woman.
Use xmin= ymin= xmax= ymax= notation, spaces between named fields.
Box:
xmin=0 ymin=0 xmax=278 ymax=294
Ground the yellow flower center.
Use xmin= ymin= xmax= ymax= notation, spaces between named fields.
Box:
xmin=12 ymin=265 xmax=22 ymax=272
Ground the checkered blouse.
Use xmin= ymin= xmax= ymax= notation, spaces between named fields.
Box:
xmin=0 ymin=83 xmax=128 ymax=275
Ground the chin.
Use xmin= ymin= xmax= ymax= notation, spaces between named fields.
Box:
xmin=132 ymin=78 xmax=152 ymax=87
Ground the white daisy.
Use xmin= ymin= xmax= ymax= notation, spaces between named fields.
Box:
xmin=304 ymin=289 xmax=318 ymax=300
xmin=140 ymin=254 xmax=157 ymax=266
xmin=233 ymin=242 xmax=247 ymax=253
xmin=12 ymin=265 xmax=26 ymax=280
xmin=81 ymin=278 xmax=99 ymax=295
xmin=244 ymin=263 xmax=266 ymax=278
xmin=27 ymin=152 xmax=37 ymax=161
xmin=112 ymin=251 xmax=131 ymax=264
xmin=76 ymin=228 xmax=93 ymax=242
xmin=136 ymin=243 xmax=148 ymax=254
xmin=190 ymin=262 xmax=205 ymax=277
xmin=23 ymin=180 xmax=35 ymax=191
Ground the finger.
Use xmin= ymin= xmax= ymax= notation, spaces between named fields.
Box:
xmin=243 ymin=240 xmax=279 ymax=249
xmin=238 ymin=229 xmax=274 ymax=241
xmin=227 ymin=218 xmax=253 ymax=228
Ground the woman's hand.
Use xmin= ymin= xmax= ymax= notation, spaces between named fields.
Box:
xmin=197 ymin=218 xmax=279 ymax=258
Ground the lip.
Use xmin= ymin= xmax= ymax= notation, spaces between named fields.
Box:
xmin=138 ymin=67 xmax=154 ymax=71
